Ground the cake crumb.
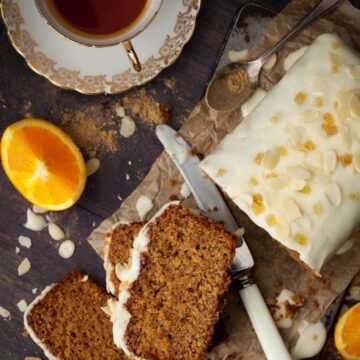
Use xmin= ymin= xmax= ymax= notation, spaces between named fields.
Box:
xmin=123 ymin=89 xmax=171 ymax=125
xmin=136 ymin=195 xmax=153 ymax=221
xmin=24 ymin=209 xmax=47 ymax=232
xmin=119 ymin=116 xmax=136 ymax=137
xmin=61 ymin=105 xmax=118 ymax=156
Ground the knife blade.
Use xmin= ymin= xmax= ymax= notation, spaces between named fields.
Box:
xmin=156 ymin=124 xmax=292 ymax=360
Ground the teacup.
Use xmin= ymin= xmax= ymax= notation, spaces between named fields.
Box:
xmin=35 ymin=0 xmax=163 ymax=72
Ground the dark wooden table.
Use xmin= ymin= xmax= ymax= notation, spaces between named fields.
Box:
xmin=0 ymin=1 xmax=359 ymax=359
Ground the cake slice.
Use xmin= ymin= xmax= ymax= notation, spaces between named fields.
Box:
xmin=104 ymin=222 xmax=143 ymax=296
xmin=201 ymin=33 xmax=360 ymax=273
xmin=24 ymin=270 xmax=127 ymax=360
xmin=111 ymin=202 xmax=236 ymax=360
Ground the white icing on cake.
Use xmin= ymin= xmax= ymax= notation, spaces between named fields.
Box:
xmin=112 ymin=201 xmax=179 ymax=356
xmin=24 ymin=284 xmax=58 ymax=360
xmin=201 ymin=34 xmax=360 ymax=273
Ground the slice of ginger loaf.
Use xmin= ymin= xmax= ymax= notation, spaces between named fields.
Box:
xmin=24 ymin=270 xmax=127 ymax=360
xmin=113 ymin=202 xmax=237 ymax=360
xmin=104 ymin=223 xmax=143 ymax=296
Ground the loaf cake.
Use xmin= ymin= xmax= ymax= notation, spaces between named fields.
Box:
xmin=104 ymin=222 xmax=143 ymax=296
xmin=24 ymin=270 xmax=126 ymax=360
xmin=111 ymin=202 xmax=236 ymax=359
xmin=201 ymin=33 xmax=360 ymax=273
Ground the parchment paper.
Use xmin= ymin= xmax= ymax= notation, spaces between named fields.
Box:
xmin=88 ymin=1 xmax=360 ymax=358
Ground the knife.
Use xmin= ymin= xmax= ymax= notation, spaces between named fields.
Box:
xmin=156 ymin=124 xmax=292 ymax=360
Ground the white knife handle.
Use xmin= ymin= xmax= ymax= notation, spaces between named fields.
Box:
xmin=239 ymin=284 xmax=292 ymax=360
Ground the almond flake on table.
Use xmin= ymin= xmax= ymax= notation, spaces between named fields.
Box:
xmin=32 ymin=288 xmax=37 ymax=294
xmin=18 ymin=257 xmax=31 ymax=276
xmin=120 ymin=115 xmax=136 ymax=138
xmin=126 ymin=173 xmax=130 ymax=181
xmin=48 ymin=222 xmax=65 ymax=241
xmin=24 ymin=208 xmax=47 ymax=232
xmin=0 ymin=306 xmax=11 ymax=319
xmin=15 ymin=246 xmax=20 ymax=254
xmin=17 ymin=299 xmax=28 ymax=313
xmin=58 ymin=240 xmax=75 ymax=259
xmin=18 ymin=236 xmax=32 ymax=249
xmin=86 ymin=157 xmax=100 ymax=176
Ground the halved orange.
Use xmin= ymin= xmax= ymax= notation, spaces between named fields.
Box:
xmin=1 ymin=119 xmax=86 ymax=210
xmin=335 ymin=302 xmax=360 ymax=360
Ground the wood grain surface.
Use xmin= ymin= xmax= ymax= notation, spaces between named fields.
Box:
xmin=0 ymin=1 xmax=359 ymax=359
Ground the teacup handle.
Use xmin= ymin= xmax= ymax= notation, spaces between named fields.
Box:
xmin=123 ymin=41 xmax=141 ymax=72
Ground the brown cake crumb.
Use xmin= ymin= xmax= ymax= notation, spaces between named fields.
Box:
xmin=25 ymin=270 xmax=126 ymax=359
xmin=122 ymin=205 xmax=236 ymax=360
xmin=123 ymin=89 xmax=171 ymax=125
xmin=61 ymin=104 xmax=118 ymax=156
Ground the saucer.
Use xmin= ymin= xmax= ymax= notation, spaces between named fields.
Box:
xmin=1 ymin=0 xmax=201 ymax=94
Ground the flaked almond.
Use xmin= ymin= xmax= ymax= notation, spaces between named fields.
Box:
xmin=350 ymin=90 xmax=360 ymax=117
xmin=322 ymin=150 xmax=337 ymax=175
xmin=353 ymin=152 xmax=360 ymax=173
xmin=281 ymin=198 xmax=301 ymax=222
xmin=17 ymin=299 xmax=28 ymax=313
xmin=58 ymin=240 xmax=75 ymax=259
xmin=48 ymin=222 xmax=65 ymax=241
xmin=274 ymin=215 xmax=290 ymax=238
xmin=24 ymin=209 xmax=47 ymax=232
xmin=0 ymin=306 xmax=10 ymax=319
xmin=86 ymin=158 xmax=100 ymax=176
xmin=289 ymin=178 xmax=307 ymax=191
xmin=115 ymin=103 xmax=125 ymax=118
xmin=298 ymin=109 xmax=320 ymax=123
xmin=339 ymin=124 xmax=352 ymax=149
xmin=267 ymin=174 xmax=291 ymax=189
xmin=296 ymin=216 xmax=312 ymax=231
xmin=348 ymin=64 xmax=360 ymax=80
xmin=286 ymin=166 xmax=311 ymax=180
xmin=325 ymin=182 xmax=342 ymax=206
xmin=18 ymin=236 xmax=32 ymax=249
xmin=296 ymin=140 xmax=316 ymax=152
xmin=261 ymin=149 xmax=280 ymax=170
xmin=18 ymin=257 xmax=31 ymax=276
xmin=119 ymin=115 xmax=136 ymax=137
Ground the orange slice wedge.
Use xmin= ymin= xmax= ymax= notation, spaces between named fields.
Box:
xmin=335 ymin=302 xmax=360 ymax=360
xmin=1 ymin=119 xmax=86 ymax=210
